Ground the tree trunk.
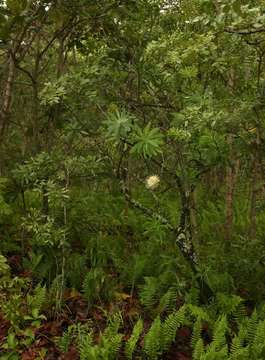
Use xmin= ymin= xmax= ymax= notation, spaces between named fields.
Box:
xmin=0 ymin=51 xmax=15 ymax=139
xmin=225 ymin=69 xmax=236 ymax=243
xmin=249 ymin=162 xmax=257 ymax=239
xmin=121 ymin=165 xmax=213 ymax=302
xmin=225 ymin=134 xmax=234 ymax=243
xmin=249 ymin=128 xmax=261 ymax=239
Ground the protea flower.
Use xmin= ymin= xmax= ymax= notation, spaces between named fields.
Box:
xmin=145 ymin=175 xmax=160 ymax=190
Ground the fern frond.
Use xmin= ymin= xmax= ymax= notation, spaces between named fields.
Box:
xmin=161 ymin=305 xmax=186 ymax=351
xmin=140 ymin=277 xmax=158 ymax=309
xmin=98 ymin=311 xmax=124 ymax=359
xmin=211 ymin=315 xmax=228 ymax=352
xmin=143 ymin=317 xmax=161 ymax=360
xmin=237 ymin=319 xmax=248 ymax=344
xmin=193 ymin=338 xmax=205 ymax=360
xmin=102 ymin=333 xmax=123 ymax=359
xmin=82 ymin=268 xmax=105 ymax=303
xmin=216 ymin=294 xmax=243 ymax=317
xmin=157 ymin=287 xmax=178 ymax=314
xmin=230 ymin=335 xmax=242 ymax=355
xmin=105 ymin=311 xmax=123 ymax=335
xmin=55 ymin=326 xmax=73 ymax=353
xmin=229 ymin=346 xmax=249 ymax=360
xmin=257 ymin=302 xmax=265 ymax=321
xmin=246 ymin=309 xmax=258 ymax=343
xmin=75 ymin=323 xmax=94 ymax=360
xmin=27 ymin=284 xmax=46 ymax=312
xmin=197 ymin=315 xmax=228 ymax=359
xmin=78 ymin=333 xmax=94 ymax=360
xmin=191 ymin=319 xmax=202 ymax=348
xmin=187 ymin=304 xmax=210 ymax=322
xmin=251 ymin=319 xmax=265 ymax=357
xmin=125 ymin=319 xmax=143 ymax=360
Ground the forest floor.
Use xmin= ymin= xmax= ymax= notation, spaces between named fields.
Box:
xmin=0 ymin=254 xmax=194 ymax=360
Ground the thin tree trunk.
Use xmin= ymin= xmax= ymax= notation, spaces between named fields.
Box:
xmin=57 ymin=34 xmax=66 ymax=78
xmin=120 ymin=163 xmax=213 ymax=302
xmin=249 ymin=128 xmax=261 ymax=239
xmin=225 ymin=68 xmax=236 ymax=243
xmin=0 ymin=51 xmax=15 ymax=138
xmin=249 ymin=161 xmax=257 ymax=239
xmin=225 ymin=134 xmax=234 ymax=242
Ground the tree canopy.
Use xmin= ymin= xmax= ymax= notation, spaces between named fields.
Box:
xmin=1 ymin=0 xmax=265 ymax=359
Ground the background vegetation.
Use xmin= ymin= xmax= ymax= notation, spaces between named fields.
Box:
xmin=0 ymin=0 xmax=265 ymax=359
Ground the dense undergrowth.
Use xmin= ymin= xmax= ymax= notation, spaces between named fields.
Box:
xmin=1 ymin=0 xmax=265 ymax=359
xmin=1 ymin=181 xmax=265 ymax=359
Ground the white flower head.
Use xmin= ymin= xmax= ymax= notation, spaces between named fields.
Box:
xmin=145 ymin=175 xmax=160 ymax=190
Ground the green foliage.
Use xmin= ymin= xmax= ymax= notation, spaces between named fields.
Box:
xmin=2 ymin=0 xmax=265 ymax=358
xmin=105 ymin=110 xmax=136 ymax=142
xmin=26 ymin=284 xmax=46 ymax=313
xmin=75 ymin=324 xmax=95 ymax=360
xmin=13 ymin=152 xmax=56 ymax=186
xmin=40 ymin=81 xmax=66 ymax=107
xmin=139 ymin=269 xmax=185 ymax=315
xmin=125 ymin=318 xmax=143 ymax=360
xmin=22 ymin=209 xmax=66 ymax=247
xmin=56 ymin=326 xmax=73 ymax=353
xmin=143 ymin=317 xmax=162 ymax=360
xmin=157 ymin=286 xmax=179 ymax=313
xmin=6 ymin=0 xmax=27 ymax=15
xmin=161 ymin=305 xmax=186 ymax=351
xmin=191 ymin=319 xmax=203 ymax=348
xmin=67 ymin=253 xmax=87 ymax=289
xmin=142 ymin=306 xmax=187 ymax=359
xmin=193 ymin=338 xmax=205 ymax=360
xmin=0 ymin=268 xmax=47 ymax=357
xmin=0 ymin=177 xmax=13 ymax=224
xmin=0 ymin=254 xmax=10 ymax=275
xmin=190 ymin=298 xmax=265 ymax=360
xmin=131 ymin=123 xmax=164 ymax=158
xmin=82 ymin=267 xmax=106 ymax=305
xmin=59 ymin=313 xmax=123 ymax=360
xmin=139 ymin=277 xmax=158 ymax=309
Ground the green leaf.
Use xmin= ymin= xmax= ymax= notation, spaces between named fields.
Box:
xmin=6 ymin=0 xmax=27 ymax=14
xmin=131 ymin=123 xmax=164 ymax=158
xmin=7 ymin=333 xmax=18 ymax=349
xmin=104 ymin=110 xmax=136 ymax=142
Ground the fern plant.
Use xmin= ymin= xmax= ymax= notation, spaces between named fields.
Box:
xmin=139 ymin=277 xmax=159 ymax=310
xmin=139 ymin=273 xmax=181 ymax=315
xmin=26 ymin=284 xmax=46 ymax=312
xmin=191 ymin=299 xmax=265 ymax=360
xmin=25 ymin=284 xmax=47 ymax=326
xmin=125 ymin=319 xmax=143 ymax=360
xmin=192 ymin=315 xmax=228 ymax=360
xmin=56 ymin=325 xmax=75 ymax=353
xmin=143 ymin=317 xmax=162 ymax=360
xmin=161 ymin=305 xmax=186 ymax=351
xmin=75 ymin=323 xmax=95 ymax=360
xmin=67 ymin=253 xmax=87 ymax=289
xmin=82 ymin=267 xmax=105 ymax=305
xmin=143 ymin=306 xmax=187 ymax=359
xmin=157 ymin=286 xmax=179 ymax=314
xmin=58 ymin=312 xmax=123 ymax=360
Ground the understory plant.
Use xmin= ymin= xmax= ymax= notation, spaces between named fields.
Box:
xmin=0 ymin=254 xmax=47 ymax=359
